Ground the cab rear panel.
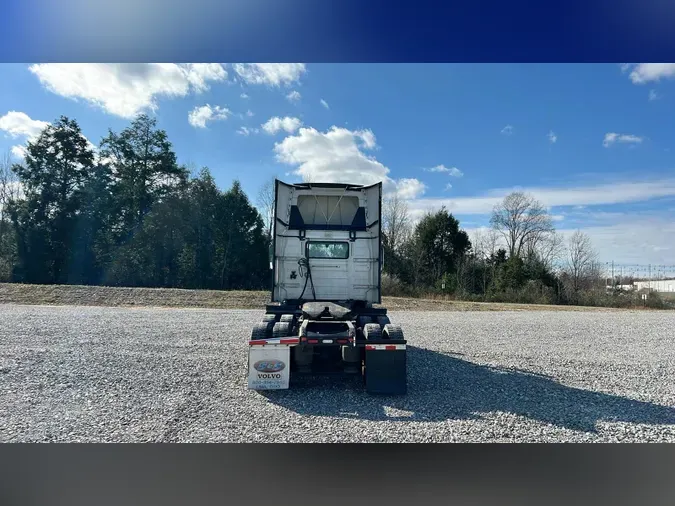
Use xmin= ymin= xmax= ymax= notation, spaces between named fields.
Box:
xmin=272 ymin=180 xmax=382 ymax=305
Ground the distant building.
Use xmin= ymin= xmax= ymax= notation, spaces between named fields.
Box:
xmin=611 ymin=284 xmax=636 ymax=291
xmin=633 ymin=279 xmax=675 ymax=293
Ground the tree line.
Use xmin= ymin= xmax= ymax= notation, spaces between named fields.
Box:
xmin=0 ymin=115 xmax=269 ymax=289
xmin=381 ymin=192 xmax=669 ymax=308
xmin=0 ymin=113 xmax=668 ymax=308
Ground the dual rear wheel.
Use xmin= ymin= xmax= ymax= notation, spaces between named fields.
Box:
xmin=251 ymin=314 xmax=295 ymax=339
xmin=364 ymin=322 xmax=404 ymax=341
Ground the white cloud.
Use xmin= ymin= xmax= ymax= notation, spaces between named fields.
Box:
xmin=501 ymin=124 xmax=514 ymax=135
xmin=188 ymin=104 xmax=231 ymax=128
xmin=1 ymin=111 xmax=59 ymax=160
xmin=359 ymin=130 xmax=377 ymax=149
xmin=425 ymin=164 xmax=463 ymax=177
xmin=232 ymin=63 xmax=306 ymax=87
xmin=262 ymin=116 xmax=302 ymax=135
xmin=320 ymin=99 xmax=329 ymax=109
xmin=648 ymin=89 xmax=660 ymax=101
xmin=0 ymin=111 xmax=49 ymax=139
xmin=468 ymin=215 xmax=675 ymax=265
xmin=624 ymin=63 xmax=675 ymax=84
xmin=1 ymin=111 xmax=97 ymax=161
xmin=29 ymin=63 xmax=228 ymax=118
xmin=240 ymin=93 xmax=249 ymax=99
xmin=11 ymin=145 xmax=27 ymax=159
xmin=558 ymin=216 xmax=675 ymax=265
xmin=237 ymin=109 xmax=255 ymax=120
xmin=183 ymin=64 xmax=228 ymax=92
xmin=603 ymin=132 xmax=644 ymax=147
xmin=286 ymin=90 xmax=301 ymax=103
xmin=273 ymin=125 xmax=425 ymax=198
xmin=395 ymin=179 xmax=427 ymax=199
xmin=407 ymin=178 xmax=675 ymax=217
xmin=445 ymin=183 xmax=453 ymax=191
xmin=548 ymin=130 xmax=557 ymax=143
xmin=237 ymin=126 xmax=259 ymax=136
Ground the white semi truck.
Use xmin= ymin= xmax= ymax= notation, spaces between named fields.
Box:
xmin=247 ymin=179 xmax=407 ymax=395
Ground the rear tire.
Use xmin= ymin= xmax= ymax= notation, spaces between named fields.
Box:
xmin=383 ymin=324 xmax=404 ymax=340
xmin=364 ymin=323 xmax=382 ymax=340
xmin=280 ymin=314 xmax=295 ymax=324
xmin=251 ymin=322 xmax=271 ymax=340
xmin=272 ymin=322 xmax=291 ymax=338
xmin=262 ymin=314 xmax=277 ymax=323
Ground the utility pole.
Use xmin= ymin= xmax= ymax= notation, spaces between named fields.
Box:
xmin=611 ymin=261 xmax=614 ymax=287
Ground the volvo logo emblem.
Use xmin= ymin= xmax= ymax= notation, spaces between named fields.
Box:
xmin=253 ymin=360 xmax=286 ymax=373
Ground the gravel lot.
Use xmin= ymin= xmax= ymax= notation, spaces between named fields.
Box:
xmin=1 ymin=303 xmax=674 ymax=442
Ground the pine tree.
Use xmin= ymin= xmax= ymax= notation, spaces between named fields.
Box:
xmin=10 ymin=116 xmax=95 ymax=283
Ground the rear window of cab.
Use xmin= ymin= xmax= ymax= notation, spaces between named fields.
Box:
xmin=306 ymin=242 xmax=350 ymax=259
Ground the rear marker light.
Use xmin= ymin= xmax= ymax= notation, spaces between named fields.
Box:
xmin=365 ymin=344 xmax=406 ymax=351
xmin=249 ymin=337 xmax=299 ymax=346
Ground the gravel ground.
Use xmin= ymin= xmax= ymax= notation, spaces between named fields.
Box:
xmin=1 ymin=303 xmax=674 ymax=442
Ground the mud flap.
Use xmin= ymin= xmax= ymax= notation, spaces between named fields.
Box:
xmin=247 ymin=338 xmax=297 ymax=390
xmin=364 ymin=344 xmax=407 ymax=395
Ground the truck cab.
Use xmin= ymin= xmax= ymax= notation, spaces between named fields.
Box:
xmin=248 ymin=180 xmax=406 ymax=395
xmin=271 ymin=180 xmax=383 ymax=306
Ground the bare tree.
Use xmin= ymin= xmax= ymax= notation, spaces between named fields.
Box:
xmin=564 ymin=230 xmax=598 ymax=295
xmin=469 ymin=229 xmax=488 ymax=293
xmin=183 ymin=160 xmax=200 ymax=180
xmin=470 ymin=229 xmax=486 ymax=259
xmin=256 ymin=177 xmax=276 ymax=243
xmin=0 ymin=151 xmax=18 ymax=211
xmin=471 ymin=227 xmax=502 ymax=292
xmin=471 ymin=228 xmax=501 ymax=259
xmin=0 ymin=151 xmax=21 ymax=226
xmin=524 ymin=229 xmax=565 ymax=271
xmin=490 ymin=191 xmax=554 ymax=259
xmin=484 ymin=228 xmax=500 ymax=258
xmin=0 ymin=151 xmax=21 ymax=281
xmin=382 ymin=193 xmax=411 ymax=251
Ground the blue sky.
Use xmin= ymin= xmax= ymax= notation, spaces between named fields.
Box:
xmin=1 ymin=63 xmax=675 ymax=266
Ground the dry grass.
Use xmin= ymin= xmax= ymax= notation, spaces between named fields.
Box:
xmin=0 ymin=283 xmax=270 ymax=309
xmin=379 ymin=296 xmax=628 ymax=312
xmin=0 ymin=282 xmax=642 ymax=312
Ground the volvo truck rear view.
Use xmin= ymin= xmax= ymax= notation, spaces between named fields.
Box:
xmin=247 ymin=179 xmax=407 ymax=395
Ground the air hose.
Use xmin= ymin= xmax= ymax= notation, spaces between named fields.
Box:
xmin=298 ymin=257 xmax=316 ymax=300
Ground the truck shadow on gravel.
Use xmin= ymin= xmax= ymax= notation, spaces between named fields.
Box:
xmin=261 ymin=346 xmax=675 ymax=433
